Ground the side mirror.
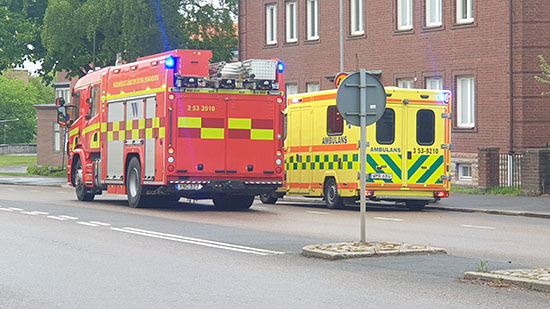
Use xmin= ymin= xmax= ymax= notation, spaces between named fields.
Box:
xmin=55 ymin=97 xmax=66 ymax=107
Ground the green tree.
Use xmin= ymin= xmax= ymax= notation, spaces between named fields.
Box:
xmin=0 ymin=0 xmax=47 ymax=73
xmin=0 ymin=76 xmax=42 ymax=143
xmin=41 ymin=0 xmax=237 ymax=81
xmin=535 ymin=54 xmax=550 ymax=96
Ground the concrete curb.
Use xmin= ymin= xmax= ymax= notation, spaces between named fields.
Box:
xmin=426 ymin=206 xmax=550 ymax=220
xmin=464 ymin=271 xmax=550 ymax=293
xmin=301 ymin=242 xmax=447 ymax=260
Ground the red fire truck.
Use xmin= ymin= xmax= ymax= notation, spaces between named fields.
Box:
xmin=56 ymin=50 xmax=285 ymax=209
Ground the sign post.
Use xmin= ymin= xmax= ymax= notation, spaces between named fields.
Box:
xmin=336 ymin=70 xmax=386 ymax=243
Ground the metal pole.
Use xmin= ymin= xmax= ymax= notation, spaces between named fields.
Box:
xmin=339 ymin=0 xmax=344 ymax=72
xmin=359 ymin=68 xmax=367 ymax=243
xmin=3 ymin=125 xmax=6 ymax=144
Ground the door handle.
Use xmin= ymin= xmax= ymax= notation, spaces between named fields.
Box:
xmin=407 ymin=151 xmax=412 ymax=160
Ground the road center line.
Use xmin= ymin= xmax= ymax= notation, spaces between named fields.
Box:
xmin=77 ymin=222 xmax=99 ymax=227
xmin=112 ymin=227 xmax=286 ymax=256
xmin=58 ymin=215 xmax=78 ymax=220
xmin=47 ymin=216 xmax=68 ymax=221
xmin=0 ymin=208 xmax=14 ymax=211
xmin=89 ymin=221 xmax=111 ymax=226
xmin=21 ymin=211 xmax=39 ymax=215
xmin=7 ymin=207 xmax=23 ymax=211
xmin=306 ymin=211 xmax=331 ymax=215
xmin=374 ymin=217 xmax=404 ymax=222
xmin=460 ymin=224 xmax=496 ymax=230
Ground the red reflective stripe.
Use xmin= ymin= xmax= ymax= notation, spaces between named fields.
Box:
xmin=201 ymin=118 xmax=224 ymax=128
xmin=228 ymin=129 xmax=250 ymax=139
xmin=178 ymin=128 xmax=200 ymax=138
xmin=252 ymin=119 xmax=273 ymax=129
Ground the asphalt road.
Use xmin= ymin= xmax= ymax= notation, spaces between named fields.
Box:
xmin=1 ymin=185 xmax=550 ymax=307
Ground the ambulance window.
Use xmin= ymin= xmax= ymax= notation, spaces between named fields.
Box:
xmin=327 ymin=106 xmax=343 ymax=136
xmin=417 ymin=110 xmax=435 ymax=145
xmin=376 ymin=108 xmax=395 ymax=144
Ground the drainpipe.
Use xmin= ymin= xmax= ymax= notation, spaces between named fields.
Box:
xmin=509 ymin=0 xmax=514 ymax=153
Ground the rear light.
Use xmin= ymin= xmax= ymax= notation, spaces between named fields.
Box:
xmin=168 ymin=147 xmax=175 ymax=154
xmin=276 ymin=167 xmax=282 ymax=174
xmin=277 ymin=97 xmax=283 ymax=104
xmin=168 ymin=93 xmax=175 ymax=101
xmin=275 ymin=159 xmax=282 ymax=165
xmin=168 ymin=156 xmax=175 ymax=163
xmin=366 ymin=190 xmax=375 ymax=197
xmin=434 ymin=191 xmax=449 ymax=198
xmin=167 ymin=165 xmax=175 ymax=172
xmin=276 ymin=150 xmax=282 ymax=157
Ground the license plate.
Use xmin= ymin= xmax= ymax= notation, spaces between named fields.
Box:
xmin=176 ymin=183 xmax=203 ymax=191
xmin=369 ymin=173 xmax=393 ymax=180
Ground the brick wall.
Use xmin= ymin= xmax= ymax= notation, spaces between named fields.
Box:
xmin=35 ymin=105 xmax=64 ymax=167
xmin=240 ymin=0 xmax=550 ymax=157
xmin=521 ymin=149 xmax=550 ymax=195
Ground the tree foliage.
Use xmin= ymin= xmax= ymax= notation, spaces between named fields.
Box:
xmin=0 ymin=76 xmax=46 ymax=143
xmin=0 ymin=0 xmax=47 ymax=73
xmin=535 ymin=54 xmax=550 ymax=96
xmin=41 ymin=0 xmax=238 ymax=81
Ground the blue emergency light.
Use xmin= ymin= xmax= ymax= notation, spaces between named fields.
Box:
xmin=277 ymin=62 xmax=284 ymax=73
xmin=165 ymin=55 xmax=176 ymax=68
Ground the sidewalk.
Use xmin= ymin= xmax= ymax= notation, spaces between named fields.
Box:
xmin=1 ymin=165 xmax=549 ymax=218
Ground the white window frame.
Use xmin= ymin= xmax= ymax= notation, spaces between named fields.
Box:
xmin=426 ymin=77 xmax=443 ymax=90
xmin=397 ymin=0 xmax=413 ymax=30
xmin=306 ymin=82 xmax=320 ymax=93
xmin=351 ymin=0 xmax=364 ymax=35
xmin=397 ymin=78 xmax=414 ymax=89
xmin=457 ymin=76 xmax=475 ymax=128
xmin=286 ymin=83 xmax=298 ymax=96
xmin=458 ymin=164 xmax=472 ymax=181
xmin=266 ymin=4 xmax=277 ymax=45
xmin=306 ymin=0 xmax=319 ymax=40
xmin=456 ymin=0 xmax=474 ymax=24
xmin=426 ymin=0 xmax=442 ymax=27
xmin=55 ymin=88 xmax=71 ymax=105
xmin=286 ymin=2 xmax=298 ymax=43
xmin=53 ymin=122 xmax=61 ymax=152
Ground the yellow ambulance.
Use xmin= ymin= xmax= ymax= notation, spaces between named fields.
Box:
xmin=260 ymin=87 xmax=451 ymax=210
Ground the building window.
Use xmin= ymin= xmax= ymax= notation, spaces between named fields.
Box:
xmin=397 ymin=0 xmax=413 ymax=30
xmin=457 ymin=76 xmax=475 ymax=128
xmin=286 ymin=1 xmax=298 ymax=43
xmin=458 ymin=164 xmax=472 ymax=181
xmin=456 ymin=0 xmax=474 ymax=24
xmin=306 ymin=0 xmax=319 ymax=40
xmin=351 ymin=0 xmax=364 ymax=35
xmin=53 ymin=122 xmax=60 ymax=152
xmin=327 ymin=106 xmax=343 ymax=136
xmin=306 ymin=82 xmax=320 ymax=93
xmin=376 ymin=108 xmax=395 ymax=145
xmin=426 ymin=77 xmax=443 ymax=90
xmin=417 ymin=110 xmax=435 ymax=145
xmin=397 ymin=78 xmax=414 ymax=89
xmin=266 ymin=4 xmax=277 ymax=45
xmin=426 ymin=0 xmax=442 ymax=27
xmin=55 ymin=88 xmax=71 ymax=105
xmin=286 ymin=83 xmax=298 ymax=95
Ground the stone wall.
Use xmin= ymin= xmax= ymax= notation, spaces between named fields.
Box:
xmin=0 ymin=144 xmax=37 ymax=155
xmin=521 ymin=149 xmax=550 ymax=195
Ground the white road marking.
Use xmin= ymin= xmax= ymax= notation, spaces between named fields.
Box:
xmin=77 ymin=222 xmax=99 ymax=227
xmin=89 ymin=221 xmax=111 ymax=226
xmin=305 ymin=211 xmax=330 ymax=215
xmin=0 ymin=207 xmax=14 ymax=211
xmin=112 ymin=227 xmax=286 ymax=256
xmin=31 ymin=211 xmax=49 ymax=215
xmin=8 ymin=207 xmax=23 ymax=211
xmin=6 ymin=188 xmax=16 ymax=191
xmin=58 ymin=215 xmax=78 ymax=220
xmin=47 ymin=216 xmax=68 ymax=221
xmin=460 ymin=224 xmax=496 ymax=230
xmin=374 ymin=217 xmax=404 ymax=222
xmin=21 ymin=211 xmax=39 ymax=215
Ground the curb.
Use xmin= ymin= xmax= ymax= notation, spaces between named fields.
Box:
xmin=426 ymin=205 xmax=550 ymax=220
xmin=301 ymin=242 xmax=447 ymax=260
xmin=464 ymin=271 xmax=550 ymax=293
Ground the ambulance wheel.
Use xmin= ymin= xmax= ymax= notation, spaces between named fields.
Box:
xmin=126 ymin=157 xmax=145 ymax=208
xmin=74 ymin=159 xmax=95 ymax=201
xmin=324 ymin=178 xmax=344 ymax=209
xmin=406 ymin=201 xmax=426 ymax=211
xmin=259 ymin=193 xmax=278 ymax=204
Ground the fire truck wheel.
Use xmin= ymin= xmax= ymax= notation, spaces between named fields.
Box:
xmin=75 ymin=159 xmax=95 ymax=202
xmin=406 ymin=201 xmax=427 ymax=211
xmin=324 ymin=178 xmax=344 ymax=209
xmin=259 ymin=193 xmax=278 ymax=204
xmin=126 ymin=157 xmax=145 ymax=208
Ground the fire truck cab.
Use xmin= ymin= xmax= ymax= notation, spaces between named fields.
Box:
xmin=57 ymin=50 xmax=285 ymax=209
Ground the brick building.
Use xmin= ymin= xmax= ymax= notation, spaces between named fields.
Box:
xmin=238 ymin=0 xmax=550 ymax=186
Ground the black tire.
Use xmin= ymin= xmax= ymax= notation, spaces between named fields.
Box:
xmin=213 ymin=195 xmax=255 ymax=210
xmin=126 ymin=157 xmax=146 ymax=208
xmin=324 ymin=178 xmax=343 ymax=209
xmin=74 ymin=159 xmax=95 ymax=201
xmin=259 ymin=192 xmax=278 ymax=204
xmin=406 ymin=201 xmax=427 ymax=211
